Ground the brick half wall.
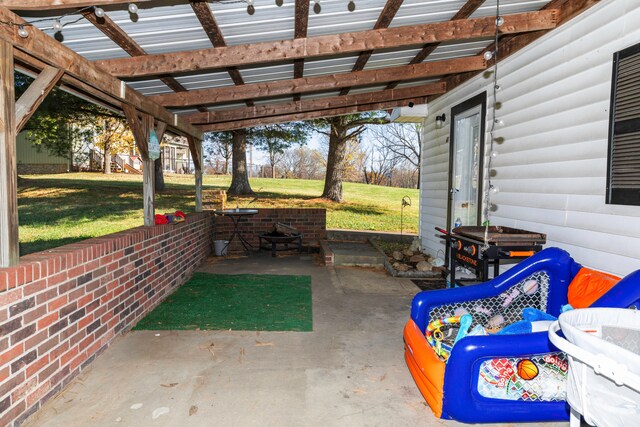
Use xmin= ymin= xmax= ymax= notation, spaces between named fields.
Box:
xmin=0 ymin=212 xmax=213 ymax=426
xmin=213 ymin=208 xmax=326 ymax=253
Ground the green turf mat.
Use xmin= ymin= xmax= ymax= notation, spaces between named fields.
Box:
xmin=133 ymin=273 xmax=312 ymax=331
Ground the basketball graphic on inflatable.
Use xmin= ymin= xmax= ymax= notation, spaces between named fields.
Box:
xmin=517 ymin=359 xmax=539 ymax=380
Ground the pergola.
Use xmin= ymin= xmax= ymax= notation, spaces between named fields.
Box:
xmin=0 ymin=0 xmax=598 ymax=267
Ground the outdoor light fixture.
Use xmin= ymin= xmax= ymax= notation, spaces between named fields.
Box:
xmin=435 ymin=113 xmax=446 ymax=129
xmin=17 ymin=25 xmax=28 ymax=38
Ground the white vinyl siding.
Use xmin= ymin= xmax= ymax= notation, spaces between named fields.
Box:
xmin=419 ymin=0 xmax=640 ymax=276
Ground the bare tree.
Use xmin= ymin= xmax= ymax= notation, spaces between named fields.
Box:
xmin=307 ymin=113 xmax=386 ymax=202
xmin=204 ymin=131 xmax=233 ymax=174
xmin=281 ymin=146 xmax=324 ymax=179
xmin=363 ymin=140 xmax=399 ymax=186
xmin=228 ymin=129 xmax=254 ymax=195
xmin=368 ymin=123 xmax=422 ymax=189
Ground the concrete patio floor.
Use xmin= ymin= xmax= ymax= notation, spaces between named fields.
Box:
xmin=25 ymin=253 xmax=569 ymax=427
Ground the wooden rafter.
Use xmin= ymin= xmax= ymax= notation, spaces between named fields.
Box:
xmin=151 ymin=56 xmax=485 ymax=107
xmin=186 ymin=82 xmax=445 ymax=125
xmin=292 ymin=0 xmax=310 ymax=102
xmin=15 ymin=65 xmax=64 ymax=132
xmin=96 ymin=10 xmax=559 ymax=78
xmin=190 ymin=0 xmax=253 ymax=107
xmin=197 ymin=97 xmax=429 ymax=132
xmin=386 ymin=0 xmax=486 ymax=90
xmin=6 ymin=1 xmax=150 ymax=10
xmin=0 ymin=7 xmax=202 ymax=139
xmin=340 ymin=0 xmax=404 ymax=96
xmin=81 ymin=10 xmax=208 ymax=113
xmin=431 ymin=0 xmax=601 ymax=100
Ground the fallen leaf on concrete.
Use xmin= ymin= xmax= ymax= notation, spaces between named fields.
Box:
xmin=152 ymin=407 xmax=170 ymax=420
xmin=352 ymin=388 xmax=367 ymax=395
xmin=254 ymin=340 xmax=274 ymax=347
xmin=238 ymin=347 xmax=245 ymax=364
xmin=379 ymin=373 xmax=387 ymax=382
xmin=189 ymin=405 xmax=198 ymax=416
xmin=161 ymin=383 xmax=179 ymax=388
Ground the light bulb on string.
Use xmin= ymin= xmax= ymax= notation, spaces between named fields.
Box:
xmin=496 ymin=16 xmax=504 ymax=27
xmin=490 ymin=185 xmax=500 ymax=194
xmin=276 ymin=0 xmax=284 ymax=6
xmin=247 ymin=0 xmax=255 ymax=15
xmin=53 ymin=19 xmax=63 ymax=32
xmin=490 ymin=150 xmax=499 ymax=159
xmin=489 ymin=204 xmax=498 ymax=212
xmin=128 ymin=3 xmax=138 ymax=14
xmin=494 ymin=118 xmax=504 ymax=126
xmin=94 ymin=6 xmax=105 ymax=18
xmin=314 ymin=0 xmax=321 ymax=14
xmin=495 ymin=84 xmax=501 ymax=91
xmin=348 ymin=1 xmax=356 ymax=12
xmin=483 ymin=51 xmax=494 ymax=61
xmin=17 ymin=25 xmax=28 ymax=38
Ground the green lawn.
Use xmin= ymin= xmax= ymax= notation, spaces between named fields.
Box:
xmin=17 ymin=172 xmax=419 ymax=255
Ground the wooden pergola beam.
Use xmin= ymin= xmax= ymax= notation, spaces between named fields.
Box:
xmin=431 ymin=0 xmax=601 ymax=100
xmin=151 ymin=56 xmax=485 ymax=107
xmin=198 ymin=97 xmax=428 ymax=132
xmin=190 ymin=0 xmax=253 ymax=107
xmin=81 ymin=9 xmax=208 ymax=114
xmin=187 ymin=82 xmax=445 ymax=125
xmin=96 ymin=10 xmax=559 ymax=78
xmin=0 ymin=7 xmax=202 ymax=140
xmin=15 ymin=65 xmax=64 ymax=132
xmin=340 ymin=0 xmax=404 ymax=96
xmin=5 ymin=0 xmax=151 ymax=10
xmin=386 ymin=0 xmax=486 ymax=89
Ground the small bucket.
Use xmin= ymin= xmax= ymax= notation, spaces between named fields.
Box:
xmin=214 ymin=240 xmax=228 ymax=256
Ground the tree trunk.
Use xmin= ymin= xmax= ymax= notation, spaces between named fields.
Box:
xmin=321 ymin=121 xmax=347 ymax=202
xmin=154 ymin=157 xmax=165 ymax=192
xmin=103 ymin=143 xmax=111 ymax=174
xmin=228 ymin=129 xmax=254 ymax=195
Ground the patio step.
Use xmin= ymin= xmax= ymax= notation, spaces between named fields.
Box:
xmin=323 ymin=241 xmax=387 ymax=267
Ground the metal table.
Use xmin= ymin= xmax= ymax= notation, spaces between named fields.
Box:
xmin=213 ymin=209 xmax=259 ymax=253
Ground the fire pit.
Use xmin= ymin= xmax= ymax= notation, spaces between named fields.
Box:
xmin=259 ymin=223 xmax=303 ymax=257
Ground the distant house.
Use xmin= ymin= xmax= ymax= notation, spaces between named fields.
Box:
xmin=16 ymin=132 xmax=70 ymax=174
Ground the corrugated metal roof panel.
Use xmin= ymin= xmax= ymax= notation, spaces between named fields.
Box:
xmin=173 ymin=72 xmax=237 ymax=91
xmin=307 ymin=0 xmax=387 ymax=37
xmin=240 ymin=64 xmax=294 ymax=84
xmin=471 ymin=0 xmax=547 ymax=18
xmin=391 ymin=0 xmax=468 ymax=27
xmin=126 ymin=79 xmax=173 ymax=96
xmin=304 ymin=56 xmax=359 ymax=76
xmin=363 ymin=48 xmax=424 ymax=70
xmin=210 ymin=1 xmax=295 ymax=45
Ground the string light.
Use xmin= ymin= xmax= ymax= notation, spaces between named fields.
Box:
xmin=94 ymin=6 xmax=105 ymax=17
xmin=482 ymin=0 xmax=503 ymax=250
xmin=128 ymin=3 xmax=139 ymax=14
xmin=348 ymin=1 xmax=356 ymax=12
xmin=275 ymin=0 xmax=284 ymax=6
xmin=314 ymin=0 xmax=321 ymax=14
xmin=17 ymin=25 xmax=28 ymax=38
xmin=52 ymin=19 xmax=63 ymax=32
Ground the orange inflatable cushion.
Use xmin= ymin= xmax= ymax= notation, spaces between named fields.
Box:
xmin=567 ymin=267 xmax=620 ymax=309
xmin=403 ymin=320 xmax=446 ymax=418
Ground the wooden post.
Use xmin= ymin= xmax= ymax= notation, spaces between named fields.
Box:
xmin=187 ymin=136 xmax=203 ymax=212
xmin=123 ymin=104 xmax=155 ymax=226
xmin=0 ymin=40 xmax=19 ymax=267
xmin=195 ymin=138 xmax=203 ymax=212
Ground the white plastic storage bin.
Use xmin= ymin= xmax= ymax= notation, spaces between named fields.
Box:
xmin=548 ymin=308 xmax=640 ymax=427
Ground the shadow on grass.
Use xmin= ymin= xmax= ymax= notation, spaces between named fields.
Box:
xmin=20 ymin=236 xmax=95 ymax=256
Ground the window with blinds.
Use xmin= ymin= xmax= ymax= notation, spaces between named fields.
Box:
xmin=607 ymin=42 xmax=640 ymax=205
